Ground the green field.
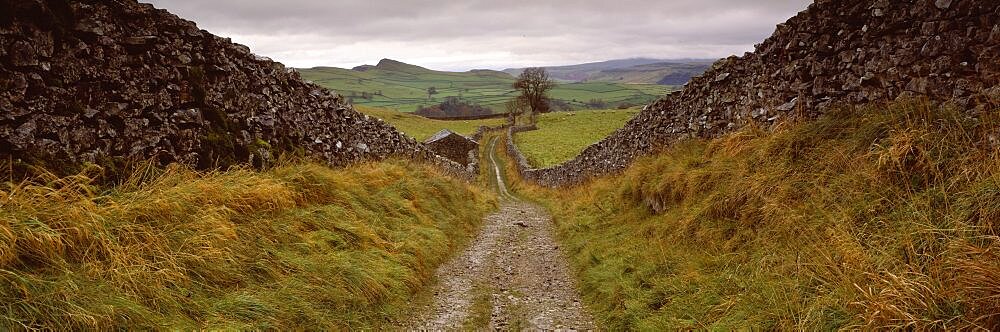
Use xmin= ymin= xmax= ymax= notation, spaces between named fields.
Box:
xmin=299 ymin=59 xmax=672 ymax=113
xmin=356 ymin=106 xmax=505 ymax=141
xmin=514 ymin=109 xmax=640 ymax=167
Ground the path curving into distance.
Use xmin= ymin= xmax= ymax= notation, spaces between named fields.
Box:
xmin=406 ymin=137 xmax=596 ymax=330
xmin=489 ymin=137 xmax=516 ymax=200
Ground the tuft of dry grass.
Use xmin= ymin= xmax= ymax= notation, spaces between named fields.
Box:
xmin=0 ymin=159 xmax=495 ymax=330
xmin=511 ymin=99 xmax=1000 ymax=330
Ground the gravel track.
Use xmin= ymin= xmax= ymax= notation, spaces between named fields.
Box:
xmin=406 ymin=137 xmax=595 ymax=331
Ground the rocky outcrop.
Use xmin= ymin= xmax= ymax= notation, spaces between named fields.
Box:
xmin=0 ymin=0 xmax=471 ymax=180
xmin=513 ymin=0 xmax=1000 ymax=187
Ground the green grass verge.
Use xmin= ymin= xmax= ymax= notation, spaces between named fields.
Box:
xmin=356 ymin=106 xmax=505 ymax=141
xmin=0 ymin=160 xmax=496 ymax=329
xmin=515 ymin=100 xmax=1000 ymax=330
xmin=515 ymin=109 xmax=640 ymax=167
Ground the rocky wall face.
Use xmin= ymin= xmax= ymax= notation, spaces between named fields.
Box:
xmin=517 ymin=0 xmax=1000 ymax=187
xmin=0 ymin=0 xmax=472 ymax=180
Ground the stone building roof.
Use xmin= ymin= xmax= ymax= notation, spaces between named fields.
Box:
xmin=425 ymin=129 xmax=475 ymax=145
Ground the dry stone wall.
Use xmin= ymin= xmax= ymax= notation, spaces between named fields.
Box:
xmin=511 ymin=124 xmax=538 ymax=134
xmin=0 ymin=0 xmax=472 ymax=180
xmin=515 ymin=0 xmax=1000 ymax=187
xmin=466 ymin=149 xmax=479 ymax=179
xmin=504 ymin=127 xmax=542 ymax=183
xmin=471 ymin=124 xmax=508 ymax=141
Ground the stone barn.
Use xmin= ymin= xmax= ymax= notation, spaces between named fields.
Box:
xmin=424 ymin=130 xmax=479 ymax=166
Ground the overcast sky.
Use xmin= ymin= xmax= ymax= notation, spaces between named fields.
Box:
xmin=144 ymin=0 xmax=812 ymax=71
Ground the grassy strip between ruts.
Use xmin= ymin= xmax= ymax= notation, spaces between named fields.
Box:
xmin=0 ymin=159 xmax=496 ymax=329
xmin=511 ymin=100 xmax=1000 ymax=330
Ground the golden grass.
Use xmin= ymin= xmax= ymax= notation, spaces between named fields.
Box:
xmin=0 ymin=159 xmax=495 ymax=329
xmin=511 ymin=99 xmax=1000 ymax=330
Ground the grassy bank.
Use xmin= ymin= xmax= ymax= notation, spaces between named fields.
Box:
xmin=0 ymin=160 xmax=495 ymax=329
xmin=514 ymin=100 xmax=1000 ymax=329
xmin=356 ymin=106 xmax=505 ymax=141
xmin=515 ymin=109 xmax=639 ymax=167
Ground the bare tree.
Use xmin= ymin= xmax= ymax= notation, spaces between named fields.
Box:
xmin=427 ymin=86 xmax=438 ymax=100
xmin=513 ymin=67 xmax=555 ymax=125
xmin=504 ymin=98 xmax=526 ymax=126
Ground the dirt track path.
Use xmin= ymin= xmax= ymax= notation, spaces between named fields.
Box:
xmin=406 ymin=137 xmax=595 ymax=331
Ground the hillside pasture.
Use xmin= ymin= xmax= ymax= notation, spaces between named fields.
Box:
xmin=355 ymin=106 xmax=505 ymax=141
xmin=514 ymin=109 xmax=640 ymax=168
xmin=299 ymin=66 xmax=671 ymax=113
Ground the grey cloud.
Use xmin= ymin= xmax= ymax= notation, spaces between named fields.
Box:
xmin=145 ymin=0 xmax=812 ymax=70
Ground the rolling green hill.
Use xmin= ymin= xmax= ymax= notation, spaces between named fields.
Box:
xmin=297 ymin=59 xmax=673 ymax=113
xmin=586 ymin=62 xmax=713 ymax=85
xmin=503 ymin=58 xmax=714 ymax=84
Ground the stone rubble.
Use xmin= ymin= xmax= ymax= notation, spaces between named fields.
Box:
xmin=0 ymin=0 xmax=472 ymax=180
xmin=510 ymin=0 xmax=1000 ymax=187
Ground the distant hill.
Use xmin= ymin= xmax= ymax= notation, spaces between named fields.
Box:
xmin=504 ymin=58 xmax=667 ymax=81
xmin=503 ymin=58 xmax=715 ymax=85
xmin=298 ymin=59 xmax=674 ymax=114
xmin=588 ymin=62 xmax=713 ymax=85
